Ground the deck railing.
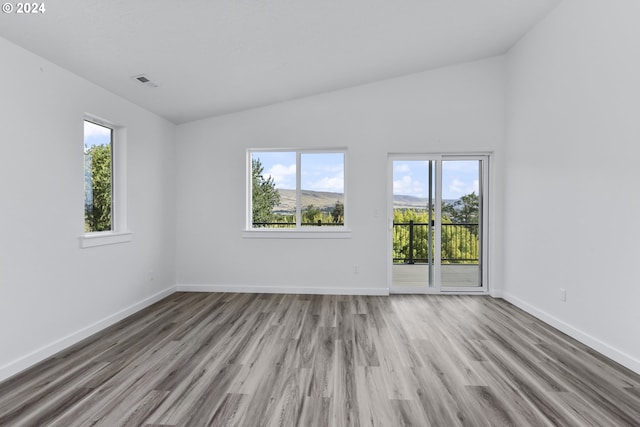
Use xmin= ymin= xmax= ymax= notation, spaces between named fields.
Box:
xmin=252 ymin=220 xmax=478 ymax=264
xmin=393 ymin=221 xmax=479 ymax=264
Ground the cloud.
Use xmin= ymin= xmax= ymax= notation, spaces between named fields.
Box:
xmin=266 ymin=163 xmax=296 ymax=188
xmin=470 ymin=179 xmax=479 ymax=194
xmin=307 ymin=175 xmax=344 ymax=193
xmin=395 ymin=163 xmax=411 ymax=173
xmin=303 ymin=166 xmax=345 ymax=192
xmin=449 ymin=178 xmax=465 ymax=194
xmin=318 ymin=164 xmax=344 ymax=174
xmin=448 ymin=178 xmax=479 ymax=196
xmin=84 ymin=121 xmax=112 ymax=149
xmin=394 ymin=175 xmax=425 ymax=197
xmin=84 ymin=121 xmax=110 ymax=138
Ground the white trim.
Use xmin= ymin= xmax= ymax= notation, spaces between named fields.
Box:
xmin=243 ymin=229 xmax=352 ymax=239
xmin=176 ymin=284 xmax=389 ymax=296
xmin=501 ymin=292 xmax=640 ymax=375
xmin=489 ymin=289 xmax=503 ymax=298
xmin=80 ymin=231 xmax=133 ymax=248
xmin=0 ymin=286 xmax=175 ymax=382
xmin=112 ymin=126 xmax=128 ymax=232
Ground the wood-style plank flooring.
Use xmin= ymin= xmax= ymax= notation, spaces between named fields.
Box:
xmin=1 ymin=293 xmax=639 ymax=426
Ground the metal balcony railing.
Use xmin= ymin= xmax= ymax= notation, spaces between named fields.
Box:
xmin=252 ymin=220 xmax=479 ymax=265
xmin=393 ymin=221 xmax=479 ymax=264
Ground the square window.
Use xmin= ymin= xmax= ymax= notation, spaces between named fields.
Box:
xmin=249 ymin=150 xmax=346 ymax=230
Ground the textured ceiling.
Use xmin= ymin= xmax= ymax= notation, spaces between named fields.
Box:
xmin=0 ymin=0 xmax=560 ymax=124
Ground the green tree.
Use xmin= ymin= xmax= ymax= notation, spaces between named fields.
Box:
xmin=441 ymin=201 xmax=457 ymax=222
xmin=393 ymin=209 xmax=433 ymax=263
xmin=303 ymin=204 xmax=321 ymax=224
xmin=455 ymin=192 xmax=479 ymax=224
xmin=331 ymin=200 xmax=344 ymax=223
xmin=393 ymin=208 xmax=478 ymax=264
xmin=252 ymin=158 xmax=280 ymax=226
xmin=85 ymin=144 xmax=112 ymax=232
xmin=442 ymin=192 xmax=479 ymax=224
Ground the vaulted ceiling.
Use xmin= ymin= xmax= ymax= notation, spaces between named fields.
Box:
xmin=0 ymin=0 xmax=560 ymax=124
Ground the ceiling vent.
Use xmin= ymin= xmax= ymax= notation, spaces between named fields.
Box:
xmin=131 ymin=74 xmax=158 ymax=88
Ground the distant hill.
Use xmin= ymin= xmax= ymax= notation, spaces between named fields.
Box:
xmin=393 ymin=194 xmax=430 ymax=210
xmin=275 ymin=189 xmax=343 ymax=214
xmin=273 ymin=189 xmax=457 ymax=214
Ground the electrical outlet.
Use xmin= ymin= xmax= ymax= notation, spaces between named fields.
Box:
xmin=560 ymin=288 xmax=566 ymax=302
xmin=353 ymin=265 xmax=359 ymax=274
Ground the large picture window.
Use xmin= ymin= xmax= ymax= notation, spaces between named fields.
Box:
xmin=248 ymin=150 xmax=346 ymax=230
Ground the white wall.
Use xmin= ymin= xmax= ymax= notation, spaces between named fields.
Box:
xmin=0 ymin=38 xmax=176 ymax=380
xmin=175 ymin=57 xmax=506 ymax=294
xmin=504 ymin=0 xmax=640 ymax=373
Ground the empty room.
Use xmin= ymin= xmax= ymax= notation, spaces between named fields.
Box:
xmin=1 ymin=0 xmax=639 ymax=425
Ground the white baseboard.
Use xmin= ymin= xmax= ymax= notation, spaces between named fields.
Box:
xmin=489 ymin=289 xmax=503 ymax=298
xmin=176 ymin=284 xmax=390 ymax=296
xmin=0 ymin=286 xmax=175 ymax=383
xmin=501 ymin=292 xmax=640 ymax=375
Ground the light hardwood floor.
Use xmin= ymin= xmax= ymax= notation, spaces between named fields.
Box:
xmin=1 ymin=293 xmax=639 ymax=426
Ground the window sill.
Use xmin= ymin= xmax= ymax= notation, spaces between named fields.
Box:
xmin=80 ymin=231 xmax=133 ymax=248
xmin=243 ymin=228 xmax=352 ymax=239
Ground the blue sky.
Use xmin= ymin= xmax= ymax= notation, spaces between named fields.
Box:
xmin=84 ymin=121 xmax=111 ymax=148
xmin=252 ymin=151 xmax=344 ymax=193
xmin=393 ymin=160 xmax=479 ymax=200
xmin=252 ymin=153 xmax=478 ymax=198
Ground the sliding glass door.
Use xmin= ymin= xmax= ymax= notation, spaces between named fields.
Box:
xmin=389 ymin=155 xmax=488 ymax=293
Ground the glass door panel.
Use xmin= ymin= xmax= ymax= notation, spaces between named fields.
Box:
xmin=391 ymin=160 xmax=435 ymax=289
xmin=441 ymin=160 xmax=482 ymax=289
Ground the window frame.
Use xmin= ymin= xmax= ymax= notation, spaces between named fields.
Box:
xmin=80 ymin=115 xmax=131 ymax=248
xmin=244 ymin=148 xmax=351 ymax=239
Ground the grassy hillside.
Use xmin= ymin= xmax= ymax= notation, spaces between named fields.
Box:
xmin=275 ymin=189 xmax=343 ymax=213
xmin=273 ymin=189 xmax=446 ymax=214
